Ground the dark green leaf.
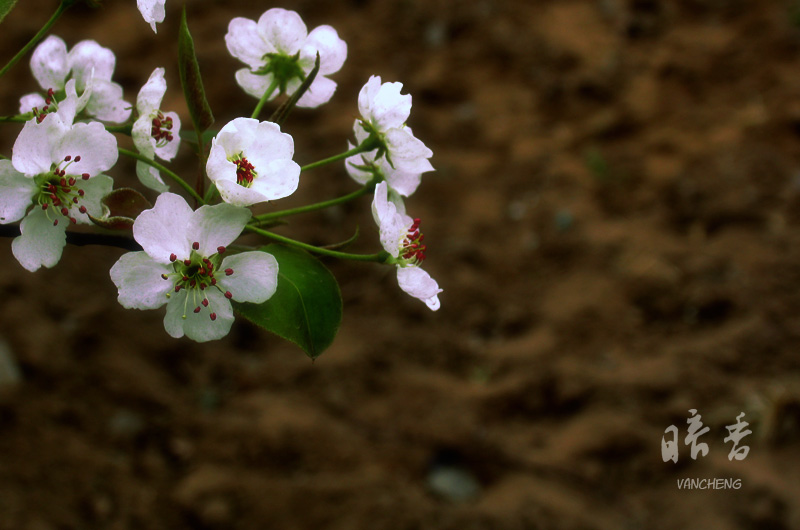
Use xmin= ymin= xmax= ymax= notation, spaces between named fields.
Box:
xmin=233 ymin=244 xmax=342 ymax=359
xmin=269 ymin=53 xmax=320 ymax=126
xmin=0 ymin=0 xmax=18 ymax=24
xmin=178 ymin=7 xmax=214 ymax=134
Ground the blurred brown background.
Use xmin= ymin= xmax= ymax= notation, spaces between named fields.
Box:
xmin=1 ymin=0 xmax=800 ymax=528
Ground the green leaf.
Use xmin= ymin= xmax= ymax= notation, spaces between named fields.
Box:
xmin=178 ymin=7 xmax=214 ymax=134
xmin=0 ymin=0 xmax=19 ymax=24
xmin=233 ymin=244 xmax=342 ymax=359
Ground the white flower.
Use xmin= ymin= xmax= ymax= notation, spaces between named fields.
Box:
xmin=206 ymin=117 xmax=300 ymax=207
xmin=110 ymin=193 xmax=279 ymax=342
xmin=371 ymin=182 xmax=441 ymax=310
xmin=137 ymin=0 xmax=166 ymax=33
xmin=345 ymin=131 xmax=426 ymax=199
xmin=1 ymin=100 xmax=117 ymax=271
xmin=132 ymin=68 xmax=181 ymax=192
xmin=225 ymin=8 xmax=347 ymax=108
xmin=20 ymin=35 xmax=131 ymax=123
xmin=353 ymin=75 xmax=433 ymax=177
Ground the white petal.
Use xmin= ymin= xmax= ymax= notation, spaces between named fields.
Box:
xmin=296 ymin=76 xmax=337 ymax=108
xmin=218 ymin=251 xmax=278 ymax=304
xmin=11 ymin=208 xmax=67 ymax=272
xmin=303 ymin=25 xmax=347 ymax=75
xmin=215 ymin=178 xmax=270 ymax=207
xmin=257 ymin=8 xmax=307 ymax=54
xmin=0 ymin=160 xmax=35 ymax=224
xmin=187 ymin=202 xmax=251 ymax=257
xmin=359 ymin=79 xmax=412 ymax=131
xmin=30 ymin=35 xmax=68 ymax=92
xmin=133 ymin=192 xmax=193 ymax=263
xmin=137 ymin=0 xmax=166 ymax=33
xmin=70 ymin=174 xmax=112 ymax=224
xmin=109 ymin=251 xmax=172 ymax=309
xmin=384 ymin=163 xmax=423 ymax=197
xmin=135 ymin=160 xmax=169 ymax=193
xmin=371 ymin=181 xmax=391 ymax=224
xmin=249 ymin=159 xmax=300 ymax=200
xmin=246 ymin=120 xmax=294 ymax=164
xmin=357 ymin=75 xmax=382 ymax=121
xmin=55 ymin=121 xmax=118 ymax=177
xmin=235 ymin=69 xmax=276 ymax=99
xmin=206 ymin=141 xmax=238 ymax=185
xmin=384 ymin=127 xmax=433 ymax=173
xmin=225 ymin=17 xmax=270 ymax=69
xmin=132 ymin=115 xmax=156 ymax=159
xmin=19 ymin=93 xmax=46 ymax=114
xmin=136 ymin=67 xmax=166 ymax=115
xmin=67 ymin=40 xmax=116 ymax=90
xmin=12 ymin=115 xmax=66 ymax=176
xmin=345 ymin=141 xmax=376 ymax=186
xmin=396 ymin=266 xmax=442 ymax=311
xmin=164 ymin=288 xmax=234 ymax=342
xmin=85 ymin=80 xmax=131 ymax=123
xmin=153 ymin=111 xmax=181 ymax=161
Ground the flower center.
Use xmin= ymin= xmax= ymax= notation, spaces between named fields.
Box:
xmin=401 ymin=218 xmax=426 ymax=263
xmin=151 ymin=111 xmax=174 ymax=147
xmin=253 ymin=52 xmax=306 ymax=94
xmin=35 ymin=154 xmax=91 ymax=226
xmin=233 ymin=156 xmax=257 ymax=187
xmin=32 ymin=88 xmax=57 ymax=123
xmin=163 ymin=244 xmax=235 ymax=321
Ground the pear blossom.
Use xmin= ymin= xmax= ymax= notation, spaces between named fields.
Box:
xmin=225 ymin=8 xmax=347 ymax=108
xmin=353 ymin=75 xmax=433 ymax=178
xmin=20 ymin=35 xmax=131 ymax=123
xmin=132 ymin=68 xmax=181 ymax=192
xmin=110 ymin=193 xmax=279 ymax=342
xmin=137 ymin=0 xmax=166 ymax=33
xmin=206 ymin=117 xmax=300 ymax=207
xmin=1 ymin=88 xmax=117 ymax=271
xmin=372 ymin=182 xmax=441 ymax=310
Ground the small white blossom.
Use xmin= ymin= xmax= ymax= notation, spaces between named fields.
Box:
xmin=137 ymin=0 xmax=167 ymax=33
xmin=1 ymin=92 xmax=117 ymax=271
xmin=353 ymin=75 xmax=433 ymax=178
xmin=132 ymin=67 xmax=181 ymax=192
xmin=371 ymin=182 xmax=441 ymax=310
xmin=225 ymin=8 xmax=347 ymax=108
xmin=206 ymin=117 xmax=300 ymax=207
xmin=110 ymin=193 xmax=279 ymax=342
xmin=20 ymin=35 xmax=131 ymax=123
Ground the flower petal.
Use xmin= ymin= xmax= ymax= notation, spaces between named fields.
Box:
xmin=136 ymin=67 xmax=166 ymax=115
xmin=19 ymin=93 xmax=46 ymax=115
xmin=135 ymin=160 xmax=169 ymax=193
xmin=85 ymin=79 xmax=131 ymax=123
xmin=214 ymin=178 xmax=269 ymax=207
xmin=132 ymin=114 xmax=156 ymax=158
xmin=187 ymin=202 xmax=251 ymax=257
xmin=384 ymin=127 xmax=433 ymax=173
xmin=109 ymin=251 xmax=172 ymax=309
xmin=359 ymin=78 xmax=412 ymax=131
xmin=249 ymin=159 xmax=300 ymax=200
xmin=0 ymin=160 xmax=35 ymax=224
xmin=164 ymin=288 xmax=234 ymax=342
xmin=218 ymin=251 xmax=278 ymax=304
xmin=225 ymin=17 xmax=269 ymax=69
xmin=11 ymin=208 xmax=67 ymax=272
xmin=67 ymin=40 xmax=116 ymax=90
xmin=153 ymin=111 xmax=181 ymax=161
xmin=30 ymin=35 xmax=68 ymax=92
xmin=396 ymin=266 xmax=442 ymax=311
xmin=296 ymin=76 xmax=337 ymax=108
xmin=303 ymin=25 xmax=347 ymax=75
xmin=246 ymin=120 xmax=294 ymax=164
xmin=72 ymin=174 xmax=113 ymax=223
xmin=137 ymin=0 xmax=166 ymax=33
xmin=235 ymin=69 xmax=275 ymax=99
xmin=257 ymin=8 xmax=307 ymax=54
xmin=55 ymin=121 xmax=118 ymax=177
xmin=133 ymin=192 xmax=193 ymax=263
xmin=12 ymin=115 xmax=66 ymax=176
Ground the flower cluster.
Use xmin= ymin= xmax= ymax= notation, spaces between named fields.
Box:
xmin=0 ymin=4 xmax=441 ymax=346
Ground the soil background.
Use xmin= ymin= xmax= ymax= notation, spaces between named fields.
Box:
xmin=1 ymin=0 xmax=800 ymax=528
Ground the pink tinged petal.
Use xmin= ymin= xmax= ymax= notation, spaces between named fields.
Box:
xmin=133 ymin=192 xmax=193 ymax=263
xmin=154 ymin=111 xmax=181 ymax=161
xmin=137 ymin=0 xmax=166 ymax=33
xmin=109 ymin=251 xmax=172 ymax=310
xmin=12 ymin=115 xmax=66 ymax=176
xmin=67 ymin=40 xmax=116 ymax=91
xmin=218 ymin=251 xmax=278 ymax=304
xmin=55 ymin=122 xmax=118 ymax=176
xmin=30 ymin=35 xmax=68 ymax=92
xmin=187 ymin=202 xmax=251 ymax=257
xmin=235 ymin=69 xmax=276 ymax=99
xmin=85 ymin=80 xmax=131 ymax=123
xmin=11 ymin=208 xmax=67 ymax=272
xmin=19 ymin=93 xmax=46 ymax=114
xmin=132 ymin=115 xmax=156 ymax=158
xmin=0 ymin=161 xmax=36 ymax=224
xmin=303 ymin=25 xmax=347 ymax=75
xmin=164 ymin=288 xmax=234 ymax=342
xmin=257 ymin=8 xmax=307 ymax=54
xmin=226 ymin=17 xmax=270 ymax=69
xmin=136 ymin=67 xmax=166 ymax=115
xmin=370 ymin=82 xmax=412 ymax=131
xmin=135 ymin=161 xmax=169 ymax=193
xmin=357 ymin=75 xmax=382 ymax=120
xmin=71 ymin=174 xmax=112 ymax=223
xmin=296 ymin=76 xmax=337 ymax=108
xmin=396 ymin=266 xmax=442 ymax=311
xmin=214 ymin=179 xmax=270 ymax=207
xmin=249 ymin=159 xmax=300 ymax=201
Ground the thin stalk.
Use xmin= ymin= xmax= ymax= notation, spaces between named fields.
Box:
xmin=105 ymin=123 xmax=132 ymax=135
xmin=0 ymin=0 xmax=73 ymax=79
xmin=245 ymin=225 xmax=387 ymax=263
xmin=0 ymin=115 xmax=29 ymax=124
xmin=250 ymin=78 xmax=280 ymax=120
xmin=301 ymin=140 xmax=378 ymax=172
xmin=251 ymin=185 xmax=373 ymax=225
xmin=118 ymin=148 xmax=205 ymax=204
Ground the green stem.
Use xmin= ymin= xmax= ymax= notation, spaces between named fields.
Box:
xmin=250 ymin=78 xmax=280 ymax=120
xmin=0 ymin=0 xmax=73 ymax=80
xmin=118 ymin=148 xmax=205 ymax=204
xmin=105 ymin=123 xmax=132 ymax=135
xmin=0 ymin=115 xmax=30 ymax=124
xmin=245 ymin=225 xmax=388 ymax=262
xmin=251 ymin=184 xmax=373 ymax=225
xmin=301 ymin=138 xmax=379 ymax=172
